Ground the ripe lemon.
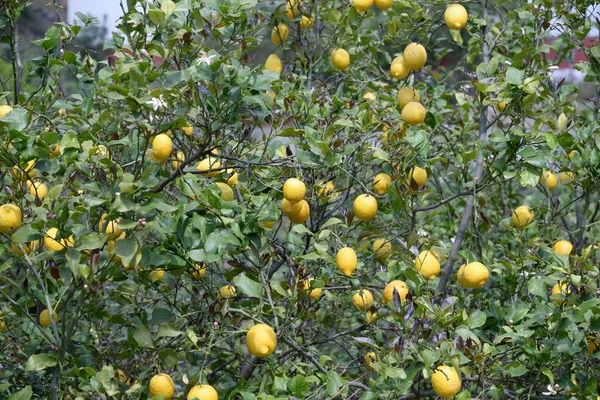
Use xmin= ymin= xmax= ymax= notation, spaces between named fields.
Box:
xmin=287 ymin=200 xmax=310 ymax=224
xmin=0 ymin=104 xmax=13 ymax=118
xmin=559 ymin=171 xmax=574 ymax=184
xmin=456 ymin=262 xmax=489 ymax=288
xmin=265 ymin=54 xmax=283 ymax=74
xmin=197 ymin=156 xmax=221 ymax=177
xmin=218 ymin=285 xmax=236 ymax=304
xmin=353 ymin=0 xmax=373 ymax=12
xmin=372 ymin=238 xmax=392 ymax=262
xmin=390 ymin=56 xmax=410 ymax=79
xmin=364 ymin=352 xmax=378 ymax=371
xmin=408 ymin=166 xmax=428 ymax=188
xmin=567 ymin=150 xmax=577 ymax=159
xmin=282 ymin=198 xmax=303 ymax=215
xmin=0 ymin=203 xmax=23 ymax=234
xmin=402 ymin=101 xmax=426 ymax=125
xmin=397 ymin=87 xmax=420 ymax=107
xmin=496 ymin=102 xmax=507 ymax=112
xmin=511 ymin=206 xmax=534 ymax=228
xmin=40 ymin=309 xmax=58 ymax=328
xmin=551 ymin=281 xmax=570 ymax=305
xmin=151 ymin=133 xmax=172 ymax=163
xmin=27 ymin=181 xmax=48 ymax=199
xmin=331 ymin=49 xmax=350 ymax=71
xmin=182 ymin=123 xmax=193 ymax=136
xmin=336 ymin=247 xmax=358 ymax=276
xmin=382 ymin=280 xmax=408 ymax=303
xmin=403 ymin=43 xmax=427 ymax=70
xmin=216 ymin=182 xmax=234 ymax=201
xmin=373 ymin=172 xmax=392 ymax=194
xmin=286 ymin=0 xmax=301 ymax=19
xmin=246 ymin=323 xmax=277 ymax=357
xmin=363 ymin=91 xmax=377 ymax=102
xmin=317 ymin=181 xmax=335 ymax=197
xmin=366 ymin=310 xmax=377 ymax=324
xmin=299 ymin=15 xmax=313 ymax=30
xmin=98 ymin=213 xmax=123 ymax=240
xmin=172 ymin=151 xmax=185 ymax=169
xmin=11 ymin=240 xmax=40 ymax=256
xmin=553 ymin=240 xmax=572 ymax=255
xmin=44 ymin=227 xmax=74 ymax=251
xmin=187 ymin=384 xmax=218 ymax=400
xmin=49 ymin=144 xmax=61 ymax=158
xmin=587 ymin=338 xmax=597 ymax=355
xmin=352 ymin=289 xmax=374 ymax=311
xmin=301 ymin=278 xmax=322 ymax=300
xmin=225 ymin=170 xmax=239 ymax=186
xmin=271 ymin=24 xmax=289 ymax=45
xmin=444 ymin=4 xmax=468 ymax=30
xmin=415 ymin=250 xmax=440 ymax=280
xmin=353 ymin=194 xmax=378 ymax=221
xmin=373 ymin=0 xmax=393 ymax=10
xmin=431 ymin=365 xmax=462 ymax=399
xmin=263 ymin=220 xmax=276 ymax=229
xmin=542 ymin=171 xmax=557 ymax=190
xmin=190 ymin=263 xmax=207 ymax=280
xmin=283 ymin=178 xmax=306 ymax=203
xmin=11 ymin=160 xmax=36 ymax=181
xmin=149 ymin=373 xmax=175 ymax=400
xmin=150 ymin=269 xmax=165 ymax=282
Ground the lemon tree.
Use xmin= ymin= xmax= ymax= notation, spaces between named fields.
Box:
xmin=0 ymin=0 xmax=599 ymax=399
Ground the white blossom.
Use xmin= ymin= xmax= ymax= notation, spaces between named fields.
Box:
xmin=542 ymin=384 xmax=559 ymax=396
xmin=195 ymin=52 xmax=217 ymax=66
xmin=146 ymin=95 xmax=167 ymax=111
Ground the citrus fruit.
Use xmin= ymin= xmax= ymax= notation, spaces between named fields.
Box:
xmin=271 ymin=24 xmax=289 ymax=45
xmin=0 ymin=104 xmax=13 ymax=118
xmin=282 ymin=198 xmax=303 ymax=215
xmin=390 ymin=56 xmax=410 ymax=79
xmin=353 ymin=194 xmax=378 ymax=221
xmin=40 ymin=309 xmax=58 ymax=328
xmin=431 ymin=365 xmax=462 ymax=399
xmin=27 ymin=181 xmax=48 ymax=199
xmin=553 ymin=240 xmax=572 ymax=255
xmin=182 ymin=124 xmax=193 ymax=136
xmin=317 ymin=181 xmax=335 ymax=197
xmin=218 ymin=285 xmax=236 ymax=303
xmin=397 ymin=87 xmax=420 ymax=107
xmin=172 ymin=151 xmax=185 ymax=169
xmin=216 ymin=182 xmax=234 ymax=201
xmin=415 ymin=250 xmax=440 ymax=280
xmin=373 ymin=172 xmax=392 ymax=194
xmin=265 ymin=54 xmax=283 ymax=74
xmin=373 ymin=0 xmax=393 ymax=10
xmin=44 ymin=227 xmax=74 ymax=251
xmin=225 ymin=170 xmax=239 ymax=186
xmin=299 ymin=15 xmax=313 ymax=30
xmin=511 ymin=206 xmax=534 ymax=228
xmin=10 ymin=240 xmax=39 ymax=256
xmin=0 ymin=203 xmax=23 ymax=234
xmin=150 ymin=269 xmax=165 ymax=282
xmin=98 ymin=213 xmax=123 ymax=240
xmin=151 ymin=133 xmax=172 ymax=162
xmin=301 ymin=278 xmax=322 ymax=300
xmin=283 ymin=178 xmax=306 ymax=203
xmin=197 ymin=156 xmax=221 ymax=177
xmin=149 ymin=373 xmax=175 ymax=400
xmin=403 ymin=43 xmax=427 ymax=70
xmin=402 ymin=101 xmax=426 ymax=125
xmin=542 ymin=171 xmax=557 ymax=190
xmin=372 ymin=238 xmax=392 ymax=262
xmin=190 ymin=263 xmax=206 ymax=280
xmin=11 ymin=160 xmax=36 ymax=181
xmin=408 ymin=166 xmax=428 ymax=188
xmin=364 ymin=351 xmax=378 ymax=371
xmin=551 ymin=281 xmax=570 ymax=305
xmin=336 ymin=247 xmax=358 ymax=276
xmin=496 ymin=102 xmax=507 ymax=111
xmin=559 ymin=171 xmax=574 ymax=184
xmin=331 ymin=49 xmax=350 ymax=71
xmin=263 ymin=220 xmax=276 ymax=229
xmin=246 ymin=323 xmax=277 ymax=357
xmin=382 ymin=280 xmax=408 ymax=303
xmin=363 ymin=91 xmax=377 ymax=102
xmin=188 ymin=384 xmax=218 ymax=400
xmin=444 ymin=4 xmax=468 ymax=30
xmin=287 ymin=200 xmax=310 ymax=224
xmin=352 ymin=289 xmax=374 ymax=311
xmin=456 ymin=262 xmax=489 ymax=288
xmin=286 ymin=0 xmax=301 ymax=19
xmin=353 ymin=0 xmax=373 ymax=12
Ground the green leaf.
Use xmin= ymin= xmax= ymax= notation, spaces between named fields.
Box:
xmin=77 ymin=232 xmax=107 ymax=250
xmin=0 ymin=108 xmax=28 ymax=131
xmin=527 ymin=277 xmax=547 ymax=300
xmin=326 ymin=371 xmax=346 ymax=397
xmin=519 ymin=168 xmax=539 ymax=187
xmin=287 ymin=375 xmax=308 ymax=396
xmin=468 ymin=310 xmax=487 ymax=329
xmin=158 ymin=348 xmax=179 ymax=368
xmin=233 ymin=273 xmax=264 ymax=299
xmin=114 ymin=238 xmax=139 ymax=267
xmin=506 ymin=67 xmax=523 ymax=85
xmin=541 ymin=367 xmax=554 ymax=384
xmin=157 ymin=323 xmax=183 ymax=338
xmin=8 ymin=386 xmax=32 ymax=400
xmin=10 ymin=225 xmax=39 ymax=244
xmin=161 ymin=0 xmax=176 ymax=16
xmin=25 ymin=353 xmax=58 ymax=371
xmin=133 ymin=326 xmax=153 ymax=347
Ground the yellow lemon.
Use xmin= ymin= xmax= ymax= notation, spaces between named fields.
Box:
xmin=271 ymin=24 xmax=289 ymax=45
xmin=286 ymin=0 xmax=301 ymax=19
xmin=397 ymin=87 xmax=420 ymax=107
xmin=403 ymin=43 xmax=427 ymax=70
xmin=283 ymin=178 xmax=306 ymax=203
xmin=366 ymin=310 xmax=377 ymax=324
xmin=11 ymin=160 xmax=36 ymax=181
xmin=172 ymin=151 xmax=185 ymax=169
xmin=44 ymin=227 xmax=74 ymax=252
xmin=317 ymin=181 xmax=335 ymax=197
xmin=246 ymin=323 xmax=277 ymax=357
xmin=444 ymin=4 xmax=468 ymax=30
xmin=190 ymin=263 xmax=207 ymax=280
xmin=496 ymin=102 xmax=507 ymax=112
xmin=98 ymin=213 xmax=123 ymax=240
xmin=336 ymin=247 xmax=358 ymax=276
xmin=187 ymin=384 xmax=218 ymax=400
xmin=225 ymin=170 xmax=239 ymax=186
xmin=150 ymin=269 xmax=165 ymax=282
xmin=551 ymin=281 xmax=570 ymax=305
xmin=10 ymin=240 xmax=40 ymax=256
xmin=353 ymin=0 xmax=373 ymax=12
xmin=49 ymin=144 xmax=61 ymax=158
xmin=299 ymin=15 xmax=313 ymax=30
xmin=587 ymin=338 xmax=597 ymax=355
xmin=40 ymin=309 xmax=58 ymax=328
xmin=265 ymin=54 xmax=283 ymax=74
xmin=149 ymin=373 xmax=175 ymax=400
xmin=151 ymin=133 xmax=172 ymax=163
xmin=363 ymin=91 xmax=377 ymax=102
xmin=390 ymin=56 xmax=410 ymax=79
xmin=415 ymin=250 xmax=440 ymax=280
xmin=0 ymin=104 xmax=13 ymax=118
xmin=456 ymin=262 xmax=489 ymax=288
xmin=27 ymin=181 xmax=48 ymax=199
xmin=331 ymin=49 xmax=350 ymax=71
xmin=559 ymin=171 xmax=574 ymax=184
xmin=0 ymin=203 xmax=23 ymax=234
xmin=373 ymin=0 xmax=393 ymax=10
xmin=263 ymin=220 xmax=276 ymax=229
xmin=216 ymin=182 xmax=235 ymax=201
xmin=287 ymin=200 xmax=310 ymax=224
xmin=282 ymin=198 xmax=304 ymax=215
xmin=567 ymin=150 xmax=577 ymax=159
xmin=431 ymin=365 xmax=462 ymax=399
xmin=352 ymin=289 xmax=374 ymax=311
xmin=402 ymin=101 xmax=426 ymax=125
xmin=197 ymin=156 xmax=221 ymax=177
xmin=301 ymin=278 xmax=322 ymax=300
xmin=542 ymin=171 xmax=557 ymax=190
xmin=182 ymin=124 xmax=193 ymax=136
xmin=408 ymin=166 xmax=428 ymax=188
xmin=373 ymin=172 xmax=392 ymax=194
xmin=553 ymin=240 xmax=572 ymax=255
xmin=353 ymin=194 xmax=378 ymax=221
xmin=372 ymin=238 xmax=392 ymax=262
xmin=364 ymin=351 xmax=379 ymax=371
xmin=511 ymin=205 xmax=534 ymax=228
xmin=382 ymin=280 xmax=408 ymax=303
xmin=218 ymin=285 xmax=236 ymax=304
